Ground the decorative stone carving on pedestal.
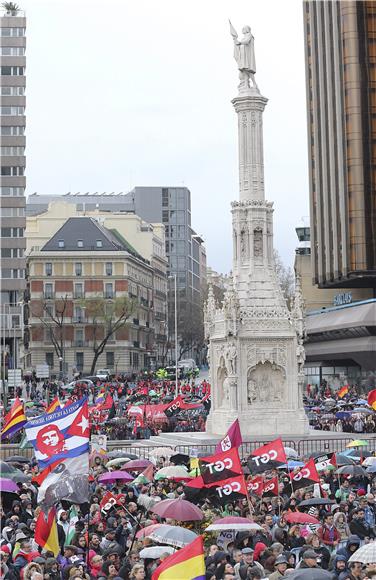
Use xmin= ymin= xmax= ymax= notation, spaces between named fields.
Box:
xmin=205 ymin=23 xmax=309 ymax=436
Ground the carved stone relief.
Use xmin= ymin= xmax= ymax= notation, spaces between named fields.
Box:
xmin=247 ymin=361 xmax=285 ymax=405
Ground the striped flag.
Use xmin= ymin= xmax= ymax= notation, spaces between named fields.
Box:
xmin=95 ymin=389 xmax=106 ymax=405
xmin=338 ymin=385 xmax=349 ymax=399
xmin=46 ymin=397 xmax=62 ymax=414
xmin=35 ymin=507 xmax=59 ymax=557
xmin=1 ymin=397 xmax=27 ymax=440
xmin=64 ymin=505 xmax=79 ymax=546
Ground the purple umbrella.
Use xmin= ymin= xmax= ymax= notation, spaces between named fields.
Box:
xmin=98 ymin=470 xmax=133 ymax=483
xmin=0 ymin=478 xmax=19 ymax=493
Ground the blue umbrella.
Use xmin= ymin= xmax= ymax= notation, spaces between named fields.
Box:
xmin=278 ymin=461 xmax=305 ymax=469
xmin=366 ymin=465 xmax=376 ymax=474
xmin=336 ymin=412 xmax=350 ymax=419
xmin=356 ymin=399 xmax=368 ymax=405
xmin=351 ymin=408 xmax=373 ymax=415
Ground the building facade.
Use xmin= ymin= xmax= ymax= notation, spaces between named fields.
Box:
xmin=0 ymin=7 xmax=26 ymax=377
xmin=27 ymin=187 xmax=207 ymax=363
xmin=26 ymin=217 xmax=155 ymax=376
xmin=304 ymin=1 xmax=376 ymax=289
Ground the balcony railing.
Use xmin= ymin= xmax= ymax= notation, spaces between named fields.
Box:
xmin=72 ymin=317 xmax=85 ymax=323
xmin=43 ymin=293 xmax=54 ymax=299
xmin=72 ymin=340 xmax=89 ymax=347
xmin=132 ymin=318 xmax=139 ymax=326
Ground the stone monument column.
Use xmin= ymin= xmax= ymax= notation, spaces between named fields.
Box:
xmin=205 ymin=23 xmax=309 ymax=436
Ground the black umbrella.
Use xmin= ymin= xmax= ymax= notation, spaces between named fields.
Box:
xmin=288 ymin=569 xmax=333 ymax=580
xmin=336 ymin=454 xmax=356 ymax=466
xmin=336 ymin=465 xmax=368 ymax=477
xmin=5 ymin=455 xmax=30 ymax=464
xmin=299 ymin=498 xmax=336 ymax=507
xmin=170 ymin=453 xmax=190 ymax=466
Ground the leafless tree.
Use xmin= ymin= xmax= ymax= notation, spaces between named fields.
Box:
xmin=32 ymin=294 xmax=69 ymax=363
xmin=274 ymin=249 xmax=295 ymax=310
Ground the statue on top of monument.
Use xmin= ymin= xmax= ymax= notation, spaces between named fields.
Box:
xmin=229 ymin=21 xmax=258 ymax=92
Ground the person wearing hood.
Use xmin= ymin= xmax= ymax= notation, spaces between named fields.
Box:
xmin=331 ymin=554 xmax=348 ymax=579
xmin=336 ymin=535 xmax=361 ymax=561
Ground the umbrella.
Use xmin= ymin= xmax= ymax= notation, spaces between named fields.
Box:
xmin=136 ymin=524 xmax=163 ymax=539
xmin=0 ymin=478 xmax=19 ymax=493
xmin=5 ymin=455 xmax=30 ymax=464
xmin=351 ymin=408 xmax=374 ymax=415
xmin=170 ymin=453 xmax=190 ymax=466
xmin=349 ymin=542 xmax=376 ymax=564
xmin=149 ymin=447 xmax=174 ymax=458
xmin=278 ymin=461 xmax=305 ymax=469
xmin=0 ymin=461 xmax=30 ymax=483
xmin=137 ymin=494 xmax=161 ymax=511
xmin=363 ymin=457 xmax=376 ymax=467
xmin=335 ymin=412 xmax=350 ymax=419
xmin=155 ymin=466 xmax=191 ymax=481
xmin=148 ymin=524 xmax=198 ymax=548
xmin=152 ymin=498 xmax=203 ymax=521
xmin=336 ymin=465 xmax=368 ymax=477
xmin=98 ymin=470 xmax=133 ymax=483
xmin=347 ymin=440 xmax=369 ymax=448
xmin=299 ymin=498 xmax=336 ymax=507
xmin=205 ymin=517 xmax=262 ymax=532
xmin=125 ymin=459 xmax=153 ymax=471
xmin=356 ymin=399 xmax=368 ymax=405
xmin=336 ymin=454 xmax=356 ymax=466
xmin=139 ymin=546 xmax=175 ymax=559
xmin=321 ymin=413 xmax=335 ymax=420
xmin=287 ymin=570 xmax=333 ymax=580
xmin=284 ymin=512 xmax=319 ymax=525
xmin=366 ymin=465 xmax=376 ymax=474
xmin=284 ymin=447 xmax=298 ymax=459
xmin=106 ymin=457 xmax=131 ymax=467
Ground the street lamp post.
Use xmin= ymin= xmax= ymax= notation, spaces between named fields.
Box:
xmin=168 ymin=274 xmax=179 ymax=397
xmin=58 ymin=356 xmax=63 ymax=380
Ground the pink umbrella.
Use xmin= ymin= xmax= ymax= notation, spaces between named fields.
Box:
xmin=136 ymin=523 xmax=163 ymax=539
xmin=205 ymin=517 xmax=263 ymax=532
xmin=152 ymin=498 xmax=203 ymax=521
xmin=98 ymin=470 xmax=133 ymax=483
xmin=0 ymin=478 xmax=19 ymax=493
xmin=125 ymin=459 xmax=153 ymax=472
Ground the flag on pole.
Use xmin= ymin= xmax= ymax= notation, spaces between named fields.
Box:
xmin=1 ymin=397 xmax=27 ymax=440
xmin=248 ymin=438 xmax=287 ymax=475
xmin=368 ymin=389 xmax=376 ymax=410
xmin=35 ymin=507 xmax=59 ymax=557
xmin=46 ymin=397 xmax=62 ymax=414
xmin=338 ymin=385 xmax=349 ymax=399
xmin=64 ymin=505 xmax=79 ymax=546
xmin=152 ymin=536 xmax=205 ymax=580
xmin=215 ymin=419 xmax=243 ymax=453
xmin=95 ymin=389 xmax=106 ymax=404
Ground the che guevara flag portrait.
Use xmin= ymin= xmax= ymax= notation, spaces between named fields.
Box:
xmin=199 ymin=447 xmax=243 ymax=485
xmin=248 ymin=438 xmax=287 ymax=474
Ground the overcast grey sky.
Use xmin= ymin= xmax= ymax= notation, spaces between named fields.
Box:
xmin=26 ymin=0 xmax=309 ymax=272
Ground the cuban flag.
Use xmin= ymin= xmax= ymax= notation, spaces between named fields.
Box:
xmin=25 ymin=398 xmax=89 ymax=470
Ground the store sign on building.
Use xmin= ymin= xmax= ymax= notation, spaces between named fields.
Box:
xmin=333 ymin=292 xmax=352 ymax=306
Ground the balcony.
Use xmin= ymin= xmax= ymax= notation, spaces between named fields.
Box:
xmin=140 ymin=297 xmax=149 ymax=307
xmin=155 ymin=333 xmax=167 ymax=342
xmin=43 ymin=293 xmax=54 ymax=300
xmin=105 ymin=293 xmax=114 ymax=299
xmin=72 ymin=340 xmax=89 ymax=347
xmin=155 ymin=289 xmax=167 ymax=299
xmin=72 ymin=317 xmax=85 ymax=323
xmin=74 ymin=293 xmax=84 ymax=299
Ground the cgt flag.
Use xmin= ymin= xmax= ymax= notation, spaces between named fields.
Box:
xmin=262 ymin=476 xmax=279 ymax=498
xmin=199 ymin=447 xmax=243 ymax=485
xmin=290 ymin=458 xmax=320 ymax=491
xmin=247 ymin=475 xmax=264 ymax=497
xmin=212 ymin=474 xmax=248 ymax=505
xmin=215 ymin=419 xmax=243 ymax=453
xmin=164 ymin=395 xmax=185 ymax=418
xmin=248 ymin=438 xmax=287 ymax=475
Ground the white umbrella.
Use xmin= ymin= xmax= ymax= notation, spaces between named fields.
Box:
xmin=106 ymin=457 xmax=131 ymax=467
xmin=137 ymin=494 xmax=161 ymax=511
xmin=349 ymin=542 xmax=376 ymax=564
xmin=149 ymin=447 xmax=174 ymax=458
xmin=362 ymin=456 xmax=376 ymax=467
xmin=284 ymin=446 xmax=298 ymax=459
xmin=205 ymin=517 xmax=263 ymax=532
xmin=139 ymin=546 xmax=176 ymax=559
xmin=155 ymin=466 xmax=190 ymax=480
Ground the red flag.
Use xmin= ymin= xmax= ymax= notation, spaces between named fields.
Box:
xmin=368 ymin=389 xmax=376 ymax=410
xmin=215 ymin=419 xmax=243 ymax=453
xmin=164 ymin=395 xmax=185 ymax=417
xmin=247 ymin=475 xmax=264 ymax=497
xmin=35 ymin=507 xmax=59 ymax=557
xmin=212 ymin=474 xmax=248 ymax=504
xmin=290 ymin=458 xmax=320 ymax=491
xmin=138 ymin=387 xmax=148 ymax=396
xmin=100 ymin=394 xmax=114 ymax=410
xmin=199 ymin=447 xmax=243 ymax=484
xmin=338 ymin=385 xmax=349 ymax=399
xmin=248 ymin=438 xmax=287 ymax=474
xmin=100 ymin=491 xmax=117 ymax=516
xmin=133 ymin=414 xmax=144 ymax=434
xmin=262 ymin=476 xmax=279 ymax=497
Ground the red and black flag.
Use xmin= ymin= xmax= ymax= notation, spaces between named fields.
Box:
xmin=262 ymin=476 xmax=279 ymax=497
xmin=290 ymin=458 xmax=320 ymax=491
xmin=212 ymin=474 xmax=248 ymax=505
xmin=199 ymin=447 xmax=243 ymax=485
xmin=247 ymin=475 xmax=264 ymax=497
xmin=183 ymin=475 xmax=217 ymax=503
xmin=248 ymin=438 xmax=287 ymax=475
xmin=164 ymin=395 xmax=185 ymax=418
xmin=201 ymin=392 xmax=211 ymax=412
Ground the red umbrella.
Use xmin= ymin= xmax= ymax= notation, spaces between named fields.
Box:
xmin=136 ymin=523 xmax=163 ymax=539
xmin=284 ymin=512 xmax=320 ymax=525
xmin=125 ymin=459 xmax=153 ymax=472
xmin=152 ymin=497 xmax=204 ymax=521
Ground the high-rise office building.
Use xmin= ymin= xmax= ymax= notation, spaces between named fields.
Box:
xmin=304 ymin=0 xmax=376 ymax=289
xmin=0 ymin=6 xmax=26 ymax=375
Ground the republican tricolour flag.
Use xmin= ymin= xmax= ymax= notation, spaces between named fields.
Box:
xmin=46 ymin=397 xmax=62 ymax=414
xmin=1 ymin=397 xmax=27 ymax=440
xmin=338 ymin=385 xmax=349 ymax=399
xmin=152 ymin=536 xmax=205 ymax=580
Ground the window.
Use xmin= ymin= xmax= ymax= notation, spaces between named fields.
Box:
xmin=0 ymin=86 xmax=24 ymax=96
xmin=77 ymin=240 xmax=83 ymax=248
xmin=75 ymin=329 xmax=84 ymax=347
xmin=1 ymin=146 xmax=25 ymax=156
xmin=74 ymin=306 xmax=84 ymax=322
xmin=0 ymin=187 xmax=24 ymax=195
xmin=58 ymin=240 xmax=65 ymax=248
xmin=1 ymin=249 xmax=11 ymax=258
xmin=106 ymin=351 xmax=114 ymax=368
xmin=74 ymin=283 xmax=83 ymax=298
xmin=76 ymin=352 xmax=84 ymax=371
xmin=0 ymin=126 xmax=24 ymax=136
xmin=75 ymin=263 xmax=82 ymax=276
xmin=44 ymin=283 xmax=53 ymax=299
xmin=1 ymin=269 xmax=11 ymax=278
xmin=45 ymin=263 xmax=52 ymax=276
xmin=96 ymin=240 xmax=103 ymax=248
xmin=0 ymin=28 xmax=25 ymax=37
xmin=105 ymin=262 xmax=112 ymax=276
xmin=1 ymin=166 xmax=24 ymax=176
xmin=105 ymin=283 xmax=113 ymax=299
xmin=1 ymin=228 xmax=11 ymax=237
xmin=0 ymin=66 xmax=24 ymax=75
xmin=45 ymin=304 xmax=54 ymax=317
xmin=0 ymin=207 xmax=25 ymax=217
xmin=0 ymin=47 xmax=25 ymax=56
xmin=46 ymin=352 xmax=54 ymax=368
